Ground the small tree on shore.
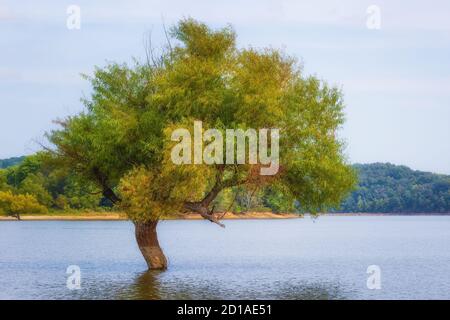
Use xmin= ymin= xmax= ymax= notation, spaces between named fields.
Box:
xmin=0 ymin=191 xmax=48 ymax=220
xmin=46 ymin=19 xmax=355 ymax=269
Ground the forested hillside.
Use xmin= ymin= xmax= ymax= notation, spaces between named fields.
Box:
xmin=0 ymin=156 xmax=25 ymax=169
xmin=337 ymin=163 xmax=450 ymax=213
xmin=1 ymin=156 xmax=449 ymax=214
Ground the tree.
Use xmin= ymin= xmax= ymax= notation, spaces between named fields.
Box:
xmin=18 ymin=173 xmax=53 ymax=207
xmin=5 ymin=155 xmax=42 ymax=188
xmin=46 ymin=19 xmax=355 ymax=270
xmin=0 ymin=191 xmax=48 ymax=220
xmin=0 ymin=170 xmax=12 ymax=192
xmin=262 ymin=184 xmax=297 ymax=213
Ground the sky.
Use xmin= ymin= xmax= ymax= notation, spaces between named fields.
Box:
xmin=1 ymin=0 xmax=449 ymax=174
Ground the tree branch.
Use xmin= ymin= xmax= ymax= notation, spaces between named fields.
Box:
xmin=183 ymin=165 xmax=227 ymax=227
xmin=183 ymin=201 xmax=225 ymax=228
xmin=92 ymin=167 xmax=121 ymax=204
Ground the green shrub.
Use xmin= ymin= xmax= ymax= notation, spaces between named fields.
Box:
xmin=0 ymin=191 xmax=48 ymax=219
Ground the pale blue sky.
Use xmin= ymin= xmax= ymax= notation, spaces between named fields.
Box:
xmin=1 ymin=0 xmax=449 ymax=173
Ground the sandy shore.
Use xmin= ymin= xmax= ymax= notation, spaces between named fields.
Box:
xmin=0 ymin=212 xmax=300 ymax=221
xmin=2 ymin=212 xmax=447 ymax=221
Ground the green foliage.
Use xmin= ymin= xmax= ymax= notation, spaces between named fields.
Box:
xmin=0 ymin=153 xmax=102 ymax=211
xmin=6 ymin=155 xmax=42 ymax=188
xmin=0 ymin=170 xmax=12 ymax=192
xmin=54 ymin=194 xmax=69 ymax=210
xmin=117 ymin=166 xmax=190 ymax=222
xmin=0 ymin=191 xmax=48 ymax=218
xmin=46 ymin=18 xmax=355 ymax=222
xmin=261 ymin=184 xmax=297 ymax=213
xmin=336 ymin=163 xmax=450 ymax=213
xmin=212 ymin=188 xmax=236 ymax=212
xmin=18 ymin=173 xmax=53 ymax=207
xmin=45 ymin=156 xmax=103 ymax=210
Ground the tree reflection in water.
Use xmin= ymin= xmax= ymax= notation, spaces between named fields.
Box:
xmin=117 ymin=271 xmax=346 ymax=300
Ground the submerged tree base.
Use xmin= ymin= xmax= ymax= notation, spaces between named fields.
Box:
xmin=135 ymin=220 xmax=168 ymax=270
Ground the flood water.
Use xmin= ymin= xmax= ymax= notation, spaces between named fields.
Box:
xmin=1 ymin=216 xmax=450 ymax=299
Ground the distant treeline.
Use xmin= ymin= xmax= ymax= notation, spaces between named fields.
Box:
xmin=0 ymin=154 xmax=104 ymax=214
xmin=0 ymin=156 xmax=25 ymax=169
xmin=0 ymin=156 xmax=449 ymax=214
xmin=335 ymin=163 xmax=450 ymax=213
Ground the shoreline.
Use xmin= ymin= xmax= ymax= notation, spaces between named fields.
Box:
xmin=1 ymin=212 xmax=449 ymax=221
xmin=0 ymin=212 xmax=300 ymax=221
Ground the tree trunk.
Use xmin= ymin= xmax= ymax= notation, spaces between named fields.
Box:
xmin=134 ymin=220 xmax=167 ymax=270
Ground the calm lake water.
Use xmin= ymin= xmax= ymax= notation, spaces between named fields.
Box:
xmin=1 ymin=216 xmax=450 ymax=300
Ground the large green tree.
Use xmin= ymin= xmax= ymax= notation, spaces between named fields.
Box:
xmin=47 ymin=19 xmax=355 ymax=269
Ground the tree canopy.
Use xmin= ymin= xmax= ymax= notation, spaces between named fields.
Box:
xmin=45 ymin=18 xmax=355 ymax=225
xmin=0 ymin=190 xmax=47 ymax=219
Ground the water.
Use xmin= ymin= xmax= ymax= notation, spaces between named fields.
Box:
xmin=0 ymin=216 xmax=449 ymax=300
